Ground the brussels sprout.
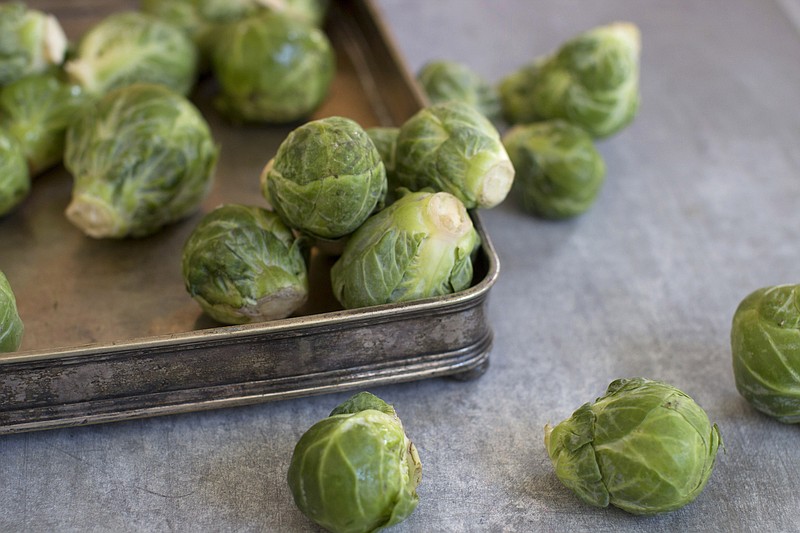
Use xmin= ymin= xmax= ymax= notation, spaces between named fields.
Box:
xmin=64 ymin=83 xmax=218 ymax=238
xmin=287 ymin=392 xmax=422 ymax=533
xmin=0 ymin=271 xmax=24 ymax=352
xmin=393 ymin=101 xmax=515 ymax=209
xmin=0 ymin=70 xmax=90 ymax=176
xmin=182 ymin=204 xmax=309 ymax=324
xmin=417 ymin=60 xmax=501 ymax=121
xmin=140 ymin=0 xmax=330 ymax=52
xmin=210 ymin=11 xmax=335 ymax=124
xmin=545 ymin=378 xmax=721 ymax=515
xmin=0 ymin=2 xmax=68 ymax=87
xmin=64 ymin=11 xmax=198 ymax=96
xmin=0 ymin=127 xmax=30 ymax=216
xmin=331 ymin=189 xmax=480 ymax=309
xmin=263 ymin=116 xmax=387 ymax=240
xmin=731 ymin=285 xmax=800 ymax=423
xmin=499 ymin=22 xmax=641 ymax=138
xmin=502 ymin=120 xmax=606 ymax=219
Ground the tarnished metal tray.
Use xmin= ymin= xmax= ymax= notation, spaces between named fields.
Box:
xmin=0 ymin=0 xmax=499 ymax=434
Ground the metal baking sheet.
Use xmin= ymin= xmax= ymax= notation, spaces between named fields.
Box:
xmin=0 ymin=0 xmax=499 ymax=434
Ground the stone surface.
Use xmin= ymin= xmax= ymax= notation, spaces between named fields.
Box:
xmin=2 ymin=1 xmax=800 ymax=531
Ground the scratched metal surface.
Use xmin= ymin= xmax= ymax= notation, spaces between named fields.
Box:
xmin=2 ymin=1 xmax=800 ymax=532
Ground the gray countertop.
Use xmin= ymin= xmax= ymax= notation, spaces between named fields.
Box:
xmin=2 ymin=1 xmax=800 ymax=532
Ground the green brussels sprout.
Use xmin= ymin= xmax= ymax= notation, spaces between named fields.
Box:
xmin=182 ymin=204 xmax=309 ymax=325
xmin=210 ymin=11 xmax=335 ymax=123
xmin=502 ymin=120 xmax=606 ymax=219
xmin=499 ymin=22 xmax=641 ymax=138
xmin=64 ymin=11 xmax=198 ymax=96
xmin=0 ymin=2 xmax=68 ymax=87
xmin=64 ymin=83 xmax=218 ymax=238
xmin=545 ymin=378 xmax=721 ymax=515
xmin=287 ymin=392 xmax=422 ymax=533
xmin=417 ymin=60 xmax=501 ymax=121
xmin=0 ymin=271 xmax=24 ymax=352
xmin=0 ymin=70 xmax=90 ymax=176
xmin=393 ymin=101 xmax=515 ymax=209
xmin=331 ymin=189 xmax=480 ymax=309
xmin=731 ymin=285 xmax=800 ymax=423
xmin=0 ymin=126 xmax=30 ymax=216
xmin=263 ymin=116 xmax=387 ymax=240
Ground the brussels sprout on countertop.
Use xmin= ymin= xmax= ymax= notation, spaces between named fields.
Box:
xmin=0 ymin=2 xmax=68 ymax=87
xmin=0 ymin=127 xmax=30 ymax=217
xmin=417 ymin=59 xmax=502 ymax=121
xmin=393 ymin=100 xmax=515 ymax=209
xmin=0 ymin=70 xmax=90 ymax=177
xmin=0 ymin=270 xmax=24 ymax=352
xmin=210 ymin=11 xmax=335 ymax=124
xmin=545 ymin=378 xmax=721 ymax=515
xmin=502 ymin=120 xmax=606 ymax=219
xmin=499 ymin=22 xmax=641 ymax=138
xmin=263 ymin=116 xmax=387 ymax=241
xmin=731 ymin=284 xmax=800 ymax=423
xmin=64 ymin=11 xmax=198 ymax=96
xmin=331 ymin=189 xmax=480 ymax=310
xmin=182 ymin=204 xmax=309 ymax=325
xmin=288 ymin=392 xmax=421 ymax=533
xmin=64 ymin=83 xmax=218 ymax=238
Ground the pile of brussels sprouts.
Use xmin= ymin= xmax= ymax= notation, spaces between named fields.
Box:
xmin=417 ymin=22 xmax=640 ymax=220
xmin=2 ymin=4 xmax=800 ymax=531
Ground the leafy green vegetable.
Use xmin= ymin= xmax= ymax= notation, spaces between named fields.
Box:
xmin=0 ymin=270 xmax=24 ymax=352
xmin=263 ymin=116 xmax=386 ymax=240
xmin=0 ymin=70 xmax=90 ymax=176
xmin=0 ymin=126 xmax=30 ymax=216
xmin=0 ymin=2 xmax=67 ymax=87
xmin=287 ymin=392 xmax=422 ymax=533
xmin=731 ymin=284 xmax=800 ymax=423
xmin=330 ymin=189 xmax=480 ymax=309
xmin=545 ymin=378 xmax=721 ymax=515
xmin=64 ymin=11 xmax=198 ymax=96
xmin=417 ymin=60 xmax=501 ymax=121
xmin=393 ymin=101 xmax=514 ymax=209
xmin=502 ymin=120 xmax=606 ymax=218
xmin=64 ymin=83 xmax=218 ymax=238
xmin=182 ymin=204 xmax=309 ymax=325
xmin=210 ymin=11 xmax=334 ymax=123
xmin=499 ymin=22 xmax=640 ymax=138
xmin=141 ymin=0 xmax=330 ymax=52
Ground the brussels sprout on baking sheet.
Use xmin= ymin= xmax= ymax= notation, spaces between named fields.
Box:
xmin=263 ymin=116 xmax=387 ymax=240
xmin=393 ymin=100 xmax=515 ymax=209
xmin=64 ymin=11 xmax=199 ymax=96
xmin=0 ymin=70 xmax=89 ymax=176
xmin=0 ymin=2 xmax=68 ymax=87
xmin=0 ymin=270 xmax=24 ymax=352
xmin=0 ymin=127 xmax=30 ymax=217
xmin=64 ymin=83 xmax=218 ymax=238
xmin=331 ymin=189 xmax=480 ymax=309
xmin=182 ymin=204 xmax=309 ymax=325
xmin=209 ymin=10 xmax=335 ymax=124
